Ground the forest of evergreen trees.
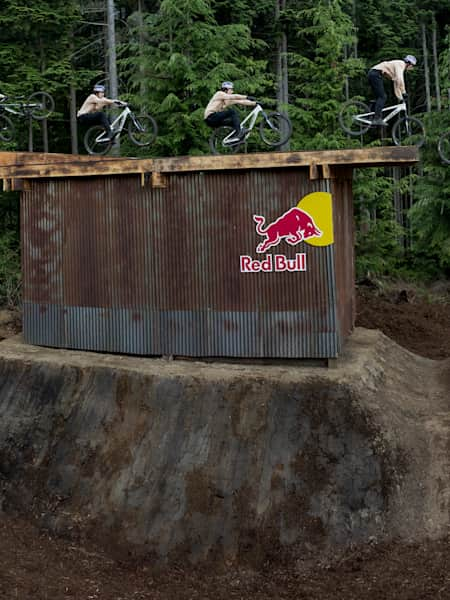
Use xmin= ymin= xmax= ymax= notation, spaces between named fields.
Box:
xmin=0 ymin=0 xmax=450 ymax=307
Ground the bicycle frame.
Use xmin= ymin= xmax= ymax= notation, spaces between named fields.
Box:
xmin=222 ymin=104 xmax=264 ymax=144
xmin=92 ymin=105 xmax=133 ymax=142
xmin=0 ymin=100 xmax=29 ymax=117
xmin=0 ymin=97 xmax=48 ymax=118
xmin=355 ymin=101 xmax=407 ymax=127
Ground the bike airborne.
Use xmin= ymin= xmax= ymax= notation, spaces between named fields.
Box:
xmin=0 ymin=91 xmax=55 ymax=142
xmin=83 ymin=101 xmax=158 ymax=155
xmin=209 ymin=101 xmax=292 ymax=155
xmin=339 ymin=98 xmax=425 ymax=147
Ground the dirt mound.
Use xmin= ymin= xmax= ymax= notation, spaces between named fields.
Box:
xmin=0 ymin=514 xmax=448 ymax=599
xmin=0 ymin=285 xmax=449 ymax=599
xmin=356 ymin=283 xmax=450 ymax=360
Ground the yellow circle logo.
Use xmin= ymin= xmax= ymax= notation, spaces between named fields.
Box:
xmin=297 ymin=192 xmax=334 ymax=246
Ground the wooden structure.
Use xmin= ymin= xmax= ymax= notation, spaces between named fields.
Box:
xmin=0 ymin=148 xmax=418 ymax=360
xmin=0 ymin=147 xmax=417 ymax=188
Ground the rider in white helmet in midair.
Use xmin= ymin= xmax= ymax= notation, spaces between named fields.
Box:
xmin=204 ymin=81 xmax=256 ymax=142
xmin=77 ymin=83 xmax=120 ymax=141
xmin=368 ymin=55 xmax=417 ymax=126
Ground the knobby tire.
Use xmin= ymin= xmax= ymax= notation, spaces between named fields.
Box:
xmin=391 ymin=116 xmax=425 ymax=147
xmin=259 ymin=113 xmax=292 ymax=147
xmin=128 ymin=114 xmax=158 ymax=146
xmin=0 ymin=113 xmax=15 ymax=142
xmin=84 ymin=125 xmax=112 ymax=155
xmin=339 ymin=100 xmax=371 ymax=136
xmin=27 ymin=91 xmax=55 ymax=120
xmin=209 ymin=126 xmax=242 ymax=155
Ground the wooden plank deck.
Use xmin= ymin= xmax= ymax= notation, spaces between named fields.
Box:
xmin=0 ymin=147 xmax=418 ymax=188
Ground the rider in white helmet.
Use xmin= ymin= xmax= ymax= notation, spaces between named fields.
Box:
xmin=204 ymin=81 xmax=256 ymax=142
xmin=368 ymin=55 xmax=417 ymax=126
xmin=77 ymin=83 xmax=119 ymax=141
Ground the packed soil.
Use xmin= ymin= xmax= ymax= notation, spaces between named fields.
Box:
xmin=0 ymin=283 xmax=449 ymax=600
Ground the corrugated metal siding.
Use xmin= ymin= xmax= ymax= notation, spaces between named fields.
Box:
xmin=22 ymin=169 xmax=351 ymax=358
xmin=331 ymin=169 xmax=355 ymax=343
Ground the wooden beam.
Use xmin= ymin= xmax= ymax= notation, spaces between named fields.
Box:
xmin=151 ymin=171 xmax=168 ymax=188
xmin=0 ymin=151 xmax=129 ymax=166
xmin=321 ymin=164 xmax=331 ymax=179
xmin=309 ymin=163 xmax=319 ymax=180
xmin=0 ymin=158 xmax=154 ymax=179
xmin=0 ymin=147 xmax=419 ymax=181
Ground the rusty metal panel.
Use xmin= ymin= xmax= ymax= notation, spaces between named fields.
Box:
xmin=21 ymin=168 xmax=353 ymax=358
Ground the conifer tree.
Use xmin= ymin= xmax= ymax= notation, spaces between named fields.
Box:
xmin=122 ymin=0 xmax=268 ymax=155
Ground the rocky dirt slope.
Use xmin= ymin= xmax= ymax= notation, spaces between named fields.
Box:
xmin=0 ymin=286 xmax=449 ymax=599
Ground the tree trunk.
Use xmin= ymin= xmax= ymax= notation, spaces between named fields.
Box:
xmin=41 ymin=119 xmax=49 ymax=153
xmin=275 ymin=0 xmax=290 ymax=151
xmin=137 ymin=0 xmax=147 ymax=99
xmin=106 ymin=0 xmax=120 ymax=154
xmin=70 ymin=84 xmax=79 ymax=154
xmin=422 ymin=22 xmax=431 ymax=112
xmin=432 ymin=15 xmax=441 ymax=111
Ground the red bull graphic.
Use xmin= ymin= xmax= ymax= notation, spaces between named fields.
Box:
xmin=253 ymin=207 xmax=322 ymax=253
xmin=239 ymin=192 xmax=334 ymax=274
xmin=240 ymin=253 xmax=306 ymax=273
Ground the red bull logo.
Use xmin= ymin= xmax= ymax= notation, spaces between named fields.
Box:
xmin=239 ymin=192 xmax=333 ymax=274
xmin=240 ymin=253 xmax=306 ymax=273
xmin=253 ymin=207 xmax=322 ymax=253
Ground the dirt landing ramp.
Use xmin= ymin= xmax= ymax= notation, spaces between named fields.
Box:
xmin=0 ymin=329 xmax=448 ymax=563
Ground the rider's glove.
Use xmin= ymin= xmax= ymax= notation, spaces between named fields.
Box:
xmin=247 ymin=96 xmax=256 ymax=102
xmin=402 ymin=92 xmax=408 ymax=101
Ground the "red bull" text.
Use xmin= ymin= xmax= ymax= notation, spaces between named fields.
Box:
xmin=240 ymin=253 xmax=306 ymax=273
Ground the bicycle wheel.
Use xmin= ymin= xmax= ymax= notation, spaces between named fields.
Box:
xmin=27 ymin=91 xmax=55 ymax=120
xmin=84 ymin=126 xmax=112 ymax=155
xmin=128 ymin=114 xmax=158 ymax=146
xmin=209 ymin=126 xmax=242 ymax=155
xmin=437 ymin=131 xmax=450 ymax=164
xmin=391 ymin=116 xmax=425 ymax=147
xmin=0 ymin=113 xmax=15 ymax=142
xmin=338 ymin=100 xmax=371 ymax=136
xmin=259 ymin=112 xmax=292 ymax=147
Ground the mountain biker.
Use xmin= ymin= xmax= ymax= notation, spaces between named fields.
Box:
xmin=77 ymin=84 xmax=120 ymax=141
xmin=204 ymin=81 xmax=256 ymax=142
xmin=368 ymin=55 xmax=417 ymax=126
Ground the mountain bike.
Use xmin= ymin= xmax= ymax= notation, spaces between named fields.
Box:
xmin=84 ymin=101 xmax=158 ymax=155
xmin=338 ymin=98 xmax=425 ymax=147
xmin=0 ymin=91 xmax=55 ymax=142
xmin=209 ymin=102 xmax=292 ymax=155
xmin=437 ymin=130 xmax=450 ymax=164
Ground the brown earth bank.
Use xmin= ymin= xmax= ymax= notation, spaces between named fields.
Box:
xmin=0 ymin=283 xmax=449 ymax=599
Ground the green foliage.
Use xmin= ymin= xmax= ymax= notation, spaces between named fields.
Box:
xmin=287 ymin=0 xmax=359 ymax=149
xmin=353 ymin=167 xmax=406 ymax=277
xmin=0 ymin=192 xmax=20 ymax=309
xmin=408 ymin=111 xmax=450 ymax=275
xmin=0 ymin=0 xmax=449 ymax=296
xmin=122 ymin=0 xmax=268 ymax=156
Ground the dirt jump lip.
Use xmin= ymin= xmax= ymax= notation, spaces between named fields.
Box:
xmin=0 ymin=329 xmax=449 ymax=564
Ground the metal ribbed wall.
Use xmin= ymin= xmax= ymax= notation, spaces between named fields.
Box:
xmin=21 ymin=169 xmax=351 ymax=358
